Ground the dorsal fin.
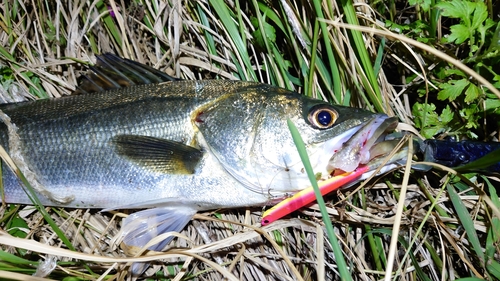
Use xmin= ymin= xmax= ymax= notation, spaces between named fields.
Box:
xmin=75 ymin=53 xmax=179 ymax=95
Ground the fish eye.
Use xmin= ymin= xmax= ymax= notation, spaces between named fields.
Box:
xmin=308 ymin=105 xmax=338 ymax=129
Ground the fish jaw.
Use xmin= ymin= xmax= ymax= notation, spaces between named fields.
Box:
xmin=325 ymin=115 xmax=399 ymax=174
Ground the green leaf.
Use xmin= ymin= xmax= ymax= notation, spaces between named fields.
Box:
xmin=439 ymin=1 xmax=475 ymax=19
xmin=409 ymin=0 xmax=432 ymax=12
xmin=385 ymin=20 xmax=410 ymax=33
xmin=250 ymin=17 xmax=276 ymax=49
xmin=471 ymin=2 xmax=488 ymax=30
xmin=460 ymin=105 xmax=480 ymax=129
xmin=479 ymin=18 xmax=496 ymax=45
xmin=444 ymin=68 xmax=466 ymax=78
xmin=484 ymin=178 xmax=500 ymax=263
xmin=412 ymin=102 xmax=449 ymax=138
xmin=412 ymin=103 xmax=436 ymax=128
xmin=7 ymin=215 xmax=28 ymax=239
xmin=440 ymin=105 xmax=454 ymax=123
xmin=257 ymin=2 xmax=286 ymax=34
xmin=447 ymin=24 xmax=470 ymax=44
xmin=437 ymin=79 xmax=469 ymax=101
xmin=464 ymin=83 xmax=482 ymax=103
xmin=436 ymin=1 xmax=474 ymax=19
xmin=485 ymin=98 xmax=500 ymax=112
xmin=209 ymin=0 xmax=256 ymax=80
xmin=485 ymin=214 xmax=500 ymax=260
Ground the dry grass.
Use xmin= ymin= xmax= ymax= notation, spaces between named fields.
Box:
xmin=0 ymin=0 xmax=499 ymax=280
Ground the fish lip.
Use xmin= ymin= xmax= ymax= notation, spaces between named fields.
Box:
xmin=326 ymin=115 xmax=399 ymax=173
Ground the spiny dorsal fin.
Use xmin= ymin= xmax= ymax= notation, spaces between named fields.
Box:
xmin=75 ymin=53 xmax=179 ymax=94
xmin=112 ymin=135 xmax=202 ymax=174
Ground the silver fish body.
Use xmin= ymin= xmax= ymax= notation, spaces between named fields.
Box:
xmin=0 ymin=80 xmax=385 ymax=210
xmin=0 ymin=55 xmax=399 ymax=274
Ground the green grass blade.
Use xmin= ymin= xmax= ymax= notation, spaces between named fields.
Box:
xmin=374 ymin=38 xmax=386 ymax=76
xmin=95 ymin=0 xmax=123 ymax=50
xmin=483 ymin=176 xmax=500 ymax=278
xmin=486 ymin=260 xmax=500 ymax=280
xmin=0 ymin=250 xmax=39 ymax=266
xmin=311 ymin=0 xmax=342 ymax=101
xmin=340 ymin=0 xmax=384 ymax=112
xmin=446 ymin=183 xmax=485 ymax=264
xmin=209 ymin=0 xmax=256 ymax=80
xmin=454 ymin=148 xmax=500 ymax=172
xmin=287 ymin=119 xmax=352 ymax=281
xmin=196 ymin=3 xmax=218 ymax=57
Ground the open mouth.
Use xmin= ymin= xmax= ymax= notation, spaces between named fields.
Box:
xmin=327 ymin=115 xmax=404 ymax=175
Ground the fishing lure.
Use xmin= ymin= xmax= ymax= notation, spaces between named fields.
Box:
xmin=261 ymin=138 xmax=500 ymax=225
xmin=261 ymin=166 xmax=369 ymax=225
xmin=420 ymin=139 xmax=500 ymax=173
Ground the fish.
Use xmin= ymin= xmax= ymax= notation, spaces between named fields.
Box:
xmin=0 ymin=54 xmax=402 ymax=274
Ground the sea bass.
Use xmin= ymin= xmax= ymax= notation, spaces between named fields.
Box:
xmin=0 ymin=54 xmax=400 ymax=263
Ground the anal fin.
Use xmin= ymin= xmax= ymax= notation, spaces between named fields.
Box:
xmin=120 ymin=205 xmax=197 ymax=276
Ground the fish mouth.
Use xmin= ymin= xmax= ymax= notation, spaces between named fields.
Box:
xmin=326 ymin=115 xmax=402 ymax=174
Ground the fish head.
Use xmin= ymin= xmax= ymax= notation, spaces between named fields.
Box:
xmin=195 ymin=85 xmax=399 ymax=198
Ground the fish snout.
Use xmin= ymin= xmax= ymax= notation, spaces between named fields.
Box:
xmin=327 ymin=115 xmax=400 ymax=173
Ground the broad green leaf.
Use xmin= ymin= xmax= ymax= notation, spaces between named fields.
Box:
xmin=460 ymin=105 xmax=480 ymax=129
xmin=471 ymin=2 xmax=488 ymax=30
xmin=440 ymin=105 xmax=454 ymax=123
xmin=421 ymin=127 xmax=442 ymax=139
xmin=412 ymin=103 xmax=438 ymax=128
xmin=464 ymin=83 xmax=481 ymax=103
xmin=444 ymin=68 xmax=466 ymax=78
xmin=438 ymin=79 xmax=469 ymax=101
xmin=7 ymin=215 xmax=28 ymax=239
xmin=436 ymin=1 xmax=474 ymax=19
xmin=478 ymin=19 xmax=496 ymax=44
xmin=447 ymin=24 xmax=470 ymax=44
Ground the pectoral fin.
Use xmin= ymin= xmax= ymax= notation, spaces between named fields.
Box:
xmin=113 ymin=135 xmax=203 ymax=174
xmin=121 ymin=205 xmax=197 ymax=276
